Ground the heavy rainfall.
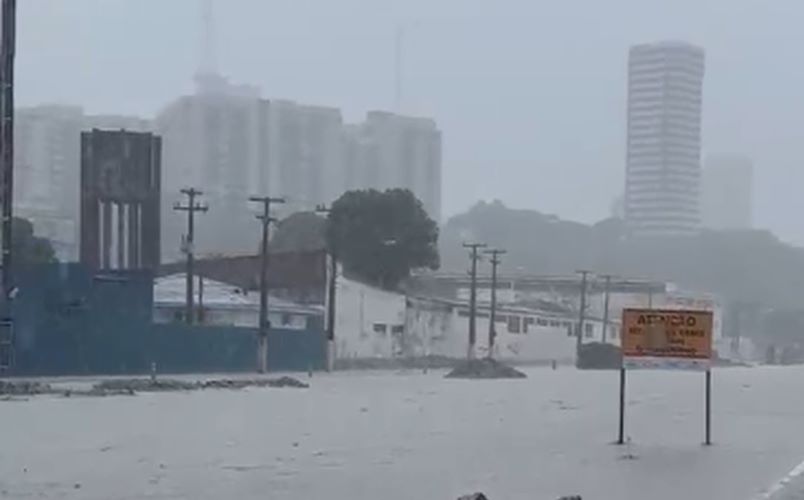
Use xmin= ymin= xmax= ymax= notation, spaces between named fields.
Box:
xmin=1 ymin=1 xmax=804 ymax=499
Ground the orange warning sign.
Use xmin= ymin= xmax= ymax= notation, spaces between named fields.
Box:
xmin=622 ymin=308 xmax=713 ymax=361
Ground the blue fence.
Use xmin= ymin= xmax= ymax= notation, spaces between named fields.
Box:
xmin=10 ymin=263 xmax=325 ymax=376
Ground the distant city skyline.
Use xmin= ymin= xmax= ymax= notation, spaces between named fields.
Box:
xmin=15 ymin=0 xmax=804 ymax=245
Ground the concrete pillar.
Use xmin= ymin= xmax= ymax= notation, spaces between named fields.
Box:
xmin=117 ymin=202 xmax=126 ymax=269
xmin=101 ymin=201 xmax=112 ymax=269
xmin=128 ymin=203 xmax=140 ymax=269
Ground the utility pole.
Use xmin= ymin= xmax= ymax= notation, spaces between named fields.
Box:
xmin=576 ymin=270 xmax=592 ymax=363
xmin=463 ymin=242 xmax=487 ymax=359
xmin=0 ymin=0 xmax=16 ymax=371
xmin=249 ymin=195 xmax=285 ymax=374
xmin=173 ymin=188 xmax=208 ymax=324
xmin=484 ymin=248 xmax=506 ymax=358
xmin=316 ymin=204 xmax=336 ymax=371
xmin=601 ymin=274 xmax=612 ymax=344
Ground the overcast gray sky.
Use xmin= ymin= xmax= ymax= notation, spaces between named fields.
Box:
xmin=17 ymin=0 xmax=804 ymax=244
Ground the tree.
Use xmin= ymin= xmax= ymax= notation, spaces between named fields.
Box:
xmin=269 ymin=211 xmax=326 ymax=253
xmin=11 ymin=217 xmax=56 ymax=268
xmin=439 ymin=200 xmax=804 ymax=310
xmin=326 ymin=189 xmax=439 ymax=289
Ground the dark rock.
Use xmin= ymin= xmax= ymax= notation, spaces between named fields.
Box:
xmin=266 ymin=376 xmax=309 ymax=388
xmin=93 ymin=378 xmax=199 ymax=393
xmin=445 ymin=358 xmax=527 ymax=379
xmin=577 ymin=342 xmax=622 ymax=370
xmin=201 ymin=376 xmax=308 ymax=390
xmin=457 ymin=494 xmax=488 ymax=500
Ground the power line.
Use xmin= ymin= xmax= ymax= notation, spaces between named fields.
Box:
xmin=575 ymin=269 xmax=592 ymax=365
xmin=249 ymin=195 xmax=285 ymax=373
xmin=601 ymin=274 xmax=613 ymax=344
xmin=0 ymin=0 xmax=15 ymax=371
xmin=484 ymin=248 xmax=506 ymax=358
xmin=173 ymin=188 xmax=208 ymax=324
xmin=463 ymin=242 xmax=487 ymax=359
xmin=316 ymin=203 xmax=336 ymax=372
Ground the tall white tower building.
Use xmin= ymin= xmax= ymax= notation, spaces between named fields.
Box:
xmin=625 ymin=41 xmax=705 ymax=236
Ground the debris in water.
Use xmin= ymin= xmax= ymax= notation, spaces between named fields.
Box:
xmin=445 ymin=358 xmax=526 ymax=379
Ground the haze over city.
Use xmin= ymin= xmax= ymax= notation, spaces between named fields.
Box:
xmin=18 ymin=0 xmax=804 ymax=244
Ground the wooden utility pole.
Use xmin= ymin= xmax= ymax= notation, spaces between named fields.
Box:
xmin=173 ymin=188 xmax=207 ymax=324
xmin=0 ymin=0 xmax=16 ymax=371
xmin=575 ymin=270 xmax=592 ymax=363
xmin=601 ymin=274 xmax=612 ymax=343
xmin=249 ymin=195 xmax=285 ymax=373
xmin=316 ymin=204 xmax=337 ymax=371
xmin=463 ymin=242 xmax=487 ymax=359
xmin=484 ymin=248 xmax=506 ymax=358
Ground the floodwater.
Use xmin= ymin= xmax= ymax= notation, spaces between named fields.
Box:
xmin=2 ymin=366 xmax=804 ymax=500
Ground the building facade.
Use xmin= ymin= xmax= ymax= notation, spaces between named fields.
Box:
xmin=345 ymin=111 xmax=442 ymax=222
xmin=80 ymin=129 xmax=162 ymax=271
xmin=14 ymin=106 xmax=153 ymax=261
xmin=701 ymin=154 xmax=753 ymax=230
xmin=157 ymin=80 xmax=444 ymax=261
xmin=156 ymin=75 xmax=264 ymax=261
xmin=625 ymin=41 xmax=705 ymax=236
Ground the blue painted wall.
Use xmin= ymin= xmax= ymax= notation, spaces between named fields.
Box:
xmin=11 ymin=263 xmax=324 ymax=376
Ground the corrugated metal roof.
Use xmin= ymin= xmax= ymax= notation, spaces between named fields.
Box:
xmin=154 ymin=274 xmax=323 ymax=315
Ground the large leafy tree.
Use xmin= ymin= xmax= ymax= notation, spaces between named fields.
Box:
xmin=326 ymin=189 xmax=439 ymax=289
xmin=269 ymin=211 xmax=326 ymax=253
xmin=11 ymin=217 xmax=56 ymax=268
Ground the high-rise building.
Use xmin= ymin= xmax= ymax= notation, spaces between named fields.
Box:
xmin=155 ymin=74 xmax=265 ymax=260
xmin=264 ymin=100 xmax=345 ymax=216
xmin=14 ymin=105 xmax=151 ymax=260
xmin=15 ymin=105 xmax=83 ymax=260
xmin=625 ymin=41 xmax=705 ymax=236
xmin=346 ymin=111 xmax=442 ymax=221
xmin=701 ymin=154 xmax=753 ymax=230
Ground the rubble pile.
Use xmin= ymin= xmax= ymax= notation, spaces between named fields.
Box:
xmin=0 ymin=380 xmax=52 ymax=396
xmin=201 ymin=376 xmax=309 ymax=390
xmin=445 ymin=358 xmax=527 ymax=379
xmin=94 ymin=378 xmax=198 ymax=393
xmin=88 ymin=376 xmax=310 ymax=395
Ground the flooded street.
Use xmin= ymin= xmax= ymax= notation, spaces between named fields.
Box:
xmin=2 ymin=366 xmax=804 ymax=500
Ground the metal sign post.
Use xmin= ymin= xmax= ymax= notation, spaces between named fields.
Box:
xmin=617 ymin=308 xmax=714 ymax=446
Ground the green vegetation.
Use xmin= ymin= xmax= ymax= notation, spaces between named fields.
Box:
xmin=269 ymin=211 xmax=326 ymax=253
xmin=326 ymin=189 xmax=439 ymax=289
xmin=12 ymin=217 xmax=56 ymax=268
xmin=441 ymin=200 xmax=804 ymax=309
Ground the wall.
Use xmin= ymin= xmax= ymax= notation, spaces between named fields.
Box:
xmin=405 ymin=298 xmax=614 ymax=364
xmin=334 ymin=277 xmax=406 ymax=359
xmin=333 ymin=276 xmax=617 ymax=364
xmin=11 ymin=264 xmax=325 ymax=375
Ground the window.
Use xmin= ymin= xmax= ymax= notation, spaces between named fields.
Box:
xmin=584 ymin=323 xmax=594 ymax=338
xmin=550 ymin=320 xmax=561 ymax=327
xmin=373 ymin=323 xmax=387 ymax=334
xmin=507 ymin=316 xmax=521 ymax=334
xmin=391 ymin=325 xmax=404 ymax=335
xmin=567 ymin=325 xmax=575 ymax=337
xmin=496 ymin=315 xmax=508 ymax=323
xmin=537 ymin=318 xmax=548 ymax=326
xmin=281 ymin=313 xmax=292 ymax=326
